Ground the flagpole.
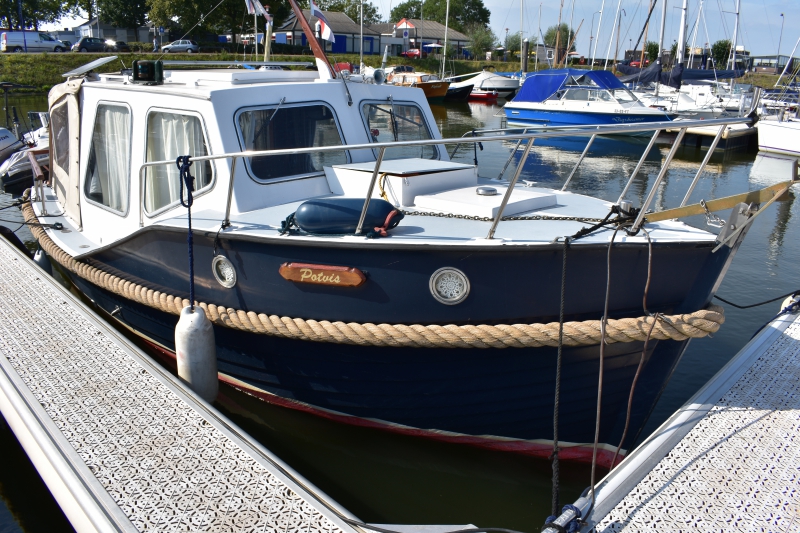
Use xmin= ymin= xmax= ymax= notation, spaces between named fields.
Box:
xmin=264 ymin=10 xmax=271 ymax=61
xmin=286 ymin=0 xmax=335 ymax=77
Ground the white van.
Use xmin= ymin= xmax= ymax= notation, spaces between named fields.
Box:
xmin=0 ymin=31 xmax=67 ymax=53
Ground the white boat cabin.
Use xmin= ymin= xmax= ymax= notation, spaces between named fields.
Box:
xmin=36 ymin=60 xmax=717 ymax=259
xmin=44 ymin=62 xmax=479 ymax=253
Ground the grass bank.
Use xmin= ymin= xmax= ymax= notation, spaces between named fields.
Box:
xmin=0 ymin=51 xmax=782 ymax=92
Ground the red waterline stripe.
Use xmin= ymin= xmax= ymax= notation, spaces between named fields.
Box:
xmin=142 ymin=337 xmax=624 ymax=469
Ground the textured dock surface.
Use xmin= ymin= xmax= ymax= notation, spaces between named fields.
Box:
xmin=0 ymin=238 xmax=357 ymax=532
xmin=586 ymin=308 xmax=800 ymax=531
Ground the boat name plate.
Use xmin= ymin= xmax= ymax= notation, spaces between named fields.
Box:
xmin=279 ymin=262 xmax=366 ymax=287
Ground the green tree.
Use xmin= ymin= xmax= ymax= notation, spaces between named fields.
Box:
xmin=711 ymin=39 xmax=731 ymax=69
xmin=645 ymin=40 xmax=659 ymax=61
xmin=3 ymin=0 xmax=66 ymax=29
xmin=391 ymin=0 xmax=421 ymax=20
xmin=505 ymin=32 xmax=520 ymax=53
xmin=390 ymin=0 xmax=489 ymax=32
xmin=464 ymin=22 xmax=495 ymax=57
xmin=543 ymin=23 xmax=575 ymax=52
xmin=97 ymin=0 xmax=147 ymax=34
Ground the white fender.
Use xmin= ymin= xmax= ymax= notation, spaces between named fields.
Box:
xmin=175 ymin=306 xmax=218 ymax=403
xmin=33 ymin=248 xmax=52 ymax=275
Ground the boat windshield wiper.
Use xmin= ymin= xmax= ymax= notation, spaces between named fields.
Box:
xmin=252 ymin=97 xmax=285 ymax=145
xmin=389 ymin=95 xmax=398 ymax=141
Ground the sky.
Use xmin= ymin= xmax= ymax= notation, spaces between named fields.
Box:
xmin=44 ymin=0 xmax=798 ymax=61
xmin=367 ymin=0 xmax=799 ymax=60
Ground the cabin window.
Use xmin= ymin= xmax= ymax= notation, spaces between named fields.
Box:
xmin=84 ymin=103 xmax=131 ymax=214
xmin=144 ymin=111 xmax=213 ymax=214
xmin=237 ymin=103 xmax=347 ymax=182
xmin=362 ymin=102 xmax=437 ymax=160
xmin=51 ymin=99 xmax=71 ymax=174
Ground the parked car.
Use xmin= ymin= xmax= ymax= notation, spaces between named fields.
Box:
xmin=161 ymin=40 xmax=199 ymax=53
xmin=400 ymin=48 xmax=426 ymax=59
xmin=104 ymin=40 xmax=130 ymax=52
xmin=71 ymin=37 xmax=107 ymax=52
xmin=0 ymin=31 xmax=67 ymax=52
xmin=629 ymin=59 xmax=651 ymax=68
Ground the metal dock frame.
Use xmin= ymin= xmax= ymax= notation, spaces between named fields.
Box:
xmin=0 ymin=236 xmax=361 ymax=533
xmin=544 ymin=301 xmax=800 ymax=531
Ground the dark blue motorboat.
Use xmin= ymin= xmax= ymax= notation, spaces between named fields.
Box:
xmin=504 ymin=69 xmax=672 ymax=127
xmin=23 ymin=45 xmax=783 ymax=468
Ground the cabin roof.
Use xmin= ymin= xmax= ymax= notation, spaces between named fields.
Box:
xmin=89 ymin=68 xmax=323 ymax=97
xmin=278 ymin=10 xmax=381 ymax=36
xmin=383 ymin=19 xmax=469 ymax=42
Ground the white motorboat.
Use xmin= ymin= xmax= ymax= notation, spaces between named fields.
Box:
xmin=756 ymin=116 xmax=800 ymax=156
xmin=447 ymin=69 xmax=520 ymax=99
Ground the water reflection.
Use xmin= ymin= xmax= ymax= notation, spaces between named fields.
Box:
xmin=0 ymin=94 xmax=798 ymax=532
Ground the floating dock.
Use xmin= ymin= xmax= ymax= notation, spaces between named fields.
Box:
xmin=0 ymin=236 xmax=363 ymax=532
xmin=668 ymin=122 xmax=757 ymax=151
xmin=547 ymin=300 xmax=800 ymax=531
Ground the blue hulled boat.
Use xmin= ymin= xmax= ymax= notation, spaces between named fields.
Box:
xmin=504 ymin=68 xmax=672 ymax=127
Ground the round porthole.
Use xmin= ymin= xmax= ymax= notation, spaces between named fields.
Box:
xmin=212 ymin=255 xmax=237 ymax=289
xmin=429 ymin=267 xmax=470 ymax=305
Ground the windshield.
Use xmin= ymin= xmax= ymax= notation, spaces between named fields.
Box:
xmin=237 ymin=103 xmax=347 ymax=181
xmin=362 ymin=101 xmax=437 ymax=160
xmin=611 ymin=88 xmax=638 ymax=103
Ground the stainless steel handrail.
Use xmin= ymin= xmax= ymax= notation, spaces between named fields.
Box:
xmin=135 ymin=114 xmax=756 ymax=234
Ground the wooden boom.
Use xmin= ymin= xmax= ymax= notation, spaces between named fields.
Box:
xmin=645 ymin=181 xmax=795 ymax=223
xmin=285 ymin=0 xmax=336 ymax=79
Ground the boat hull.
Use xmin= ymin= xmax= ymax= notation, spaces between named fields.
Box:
xmin=70 ymin=270 xmax=689 ymax=467
xmin=504 ymin=106 xmax=672 ymax=127
xmin=756 ymin=120 xmax=800 ymax=156
xmin=469 ymin=90 xmax=498 ymax=102
xmin=54 ymin=228 xmax=739 ymax=465
xmin=444 ymin=84 xmax=473 ymax=102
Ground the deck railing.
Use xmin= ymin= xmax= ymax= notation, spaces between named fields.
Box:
xmin=138 ymin=108 xmax=759 ymax=239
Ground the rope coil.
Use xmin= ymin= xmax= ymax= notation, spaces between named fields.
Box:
xmin=22 ymin=201 xmax=725 ymax=349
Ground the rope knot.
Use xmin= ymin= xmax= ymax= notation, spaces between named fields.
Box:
xmin=176 ymin=155 xmax=194 ymax=208
xmin=367 ymin=209 xmax=403 ymax=239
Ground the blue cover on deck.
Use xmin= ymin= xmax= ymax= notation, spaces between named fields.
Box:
xmin=513 ymin=69 xmax=626 ymax=103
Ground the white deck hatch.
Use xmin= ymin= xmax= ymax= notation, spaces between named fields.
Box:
xmin=414 ymin=186 xmax=558 ymax=218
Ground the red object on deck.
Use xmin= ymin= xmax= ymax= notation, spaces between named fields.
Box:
xmin=469 ymin=90 xmax=499 ymax=102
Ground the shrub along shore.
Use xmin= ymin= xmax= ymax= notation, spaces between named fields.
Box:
xmin=0 ymin=51 xmax=781 ymax=93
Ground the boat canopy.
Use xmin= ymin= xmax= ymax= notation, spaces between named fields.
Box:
xmin=618 ymin=61 xmax=744 ymax=88
xmin=513 ymin=69 xmax=627 ymax=103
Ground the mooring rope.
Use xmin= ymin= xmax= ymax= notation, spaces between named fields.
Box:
xmin=551 ymin=237 xmax=569 ymax=516
xmin=177 ymin=155 xmax=196 ymax=311
xmin=21 ymin=200 xmax=725 ymax=349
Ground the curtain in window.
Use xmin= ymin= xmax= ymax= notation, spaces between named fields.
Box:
xmin=145 ymin=112 xmax=211 ymax=213
xmin=238 ymin=105 xmax=346 ymax=181
xmin=84 ymin=104 xmax=130 ymax=212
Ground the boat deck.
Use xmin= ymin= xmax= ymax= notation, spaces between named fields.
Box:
xmin=580 ymin=304 xmax=800 ymax=531
xmin=0 ymin=236 xmax=360 ymax=532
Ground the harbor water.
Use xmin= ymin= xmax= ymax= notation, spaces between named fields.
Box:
xmin=0 ymin=94 xmax=797 ymax=532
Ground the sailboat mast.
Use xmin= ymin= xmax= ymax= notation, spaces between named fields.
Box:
xmin=675 ymin=0 xmax=688 ymax=65
xmin=728 ymin=0 xmax=740 ymax=70
xmin=519 ymin=0 xmax=525 ymax=73
xmin=536 ymin=2 xmax=541 ymax=71
xmin=554 ymin=0 xmax=563 ymax=67
xmin=655 ymin=0 xmax=667 ymax=96
xmin=590 ymin=0 xmax=605 ymax=67
xmin=441 ymin=0 xmax=450 ymax=78
xmin=688 ymin=0 xmax=703 ymax=67
xmin=604 ymin=0 xmax=623 ymax=69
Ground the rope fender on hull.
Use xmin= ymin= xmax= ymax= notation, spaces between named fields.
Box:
xmin=23 ymin=201 xmax=725 ymax=349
